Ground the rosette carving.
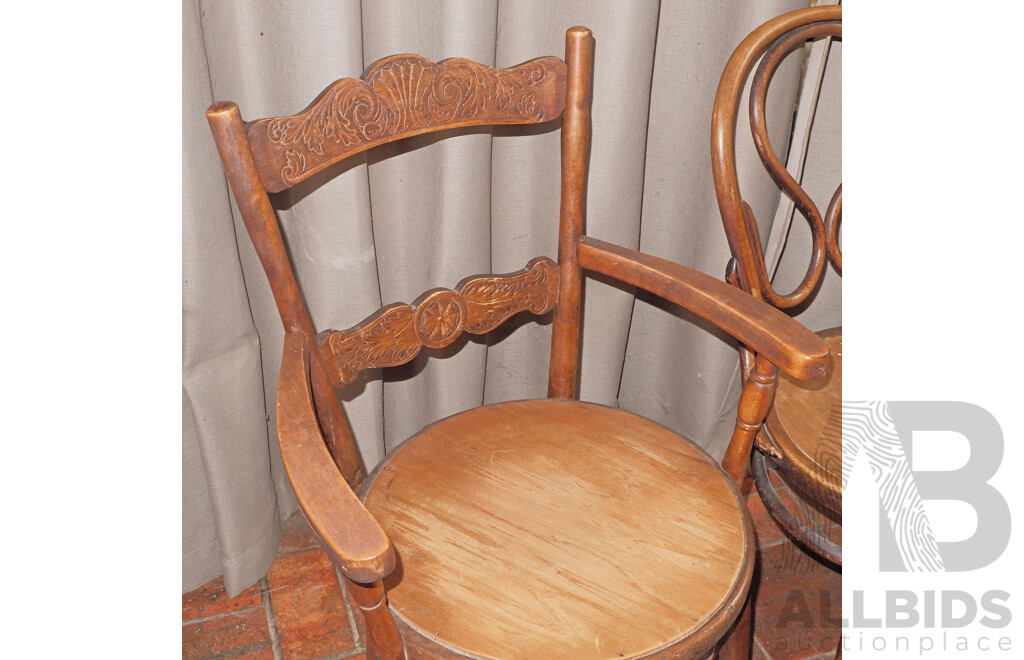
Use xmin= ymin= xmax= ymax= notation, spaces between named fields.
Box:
xmin=248 ymin=55 xmax=567 ymax=192
xmin=319 ymin=258 xmax=559 ymax=385
xmin=414 ymin=290 xmax=466 ymax=349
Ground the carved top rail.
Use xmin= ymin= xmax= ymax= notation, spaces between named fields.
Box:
xmin=712 ymin=6 xmax=841 ymax=309
xmin=247 ymin=55 xmax=568 ymax=192
xmin=318 ymin=258 xmax=559 ymax=386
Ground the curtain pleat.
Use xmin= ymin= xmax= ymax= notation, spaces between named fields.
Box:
xmin=619 ymin=0 xmax=810 ymax=459
xmin=183 ymin=0 xmax=281 ymax=593
xmin=183 ymin=0 xmax=836 ymax=595
xmin=361 ymin=1 xmax=499 ymax=450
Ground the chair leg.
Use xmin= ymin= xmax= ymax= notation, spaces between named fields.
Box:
xmin=345 ymin=578 xmax=404 ymax=660
xmin=717 ymin=592 xmax=753 ymax=660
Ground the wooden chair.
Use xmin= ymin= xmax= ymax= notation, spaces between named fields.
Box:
xmin=714 ymin=5 xmax=842 ymax=566
xmin=208 ymin=27 xmax=829 ymax=660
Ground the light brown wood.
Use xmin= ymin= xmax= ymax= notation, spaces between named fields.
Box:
xmin=276 ymin=333 xmax=395 ymax=582
xmin=362 ymin=400 xmax=755 ymax=660
xmin=319 ymin=257 xmax=559 ymax=386
xmin=548 ymin=26 xmax=594 ymax=399
xmin=347 ymin=578 xmax=405 ymax=660
xmin=825 ymin=185 xmax=843 ymax=272
xmin=764 ymin=329 xmax=842 ymax=514
xmin=744 ymin=19 xmax=840 ymax=307
xmin=712 ymin=0 xmax=842 ymax=582
xmin=721 ymin=355 xmax=780 ymax=484
xmin=207 ymin=101 xmax=366 ymax=487
xmin=576 ymin=237 xmax=829 ymax=382
xmin=713 ymin=6 xmax=842 ymax=513
xmin=248 ymin=55 xmax=568 ymax=193
xmin=712 ymin=12 xmax=842 ymax=657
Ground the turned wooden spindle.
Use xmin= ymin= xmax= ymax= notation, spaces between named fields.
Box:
xmin=722 ymin=354 xmax=780 ymax=484
xmin=346 ymin=579 xmax=403 ymax=660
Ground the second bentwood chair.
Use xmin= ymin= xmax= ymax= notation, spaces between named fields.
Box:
xmin=714 ymin=5 xmax=842 ymax=567
xmin=208 ymin=27 xmax=829 ymax=660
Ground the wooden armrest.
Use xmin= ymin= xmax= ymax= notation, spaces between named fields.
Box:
xmin=576 ymin=237 xmax=829 ymax=381
xmin=277 ymin=332 xmax=395 ymax=583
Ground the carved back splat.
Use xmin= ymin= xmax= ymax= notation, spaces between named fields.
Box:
xmin=208 ymin=50 xmax=574 ymax=488
xmin=248 ymin=55 xmax=567 ymax=193
xmin=318 ymin=258 xmax=559 ymax=386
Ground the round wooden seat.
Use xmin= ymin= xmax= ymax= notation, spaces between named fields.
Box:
xmin=360 ymin=399 xmax=754 ymax=659
xmin=763 ymin=327 xmax=842 ymax=515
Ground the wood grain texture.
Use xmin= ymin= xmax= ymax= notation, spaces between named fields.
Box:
xmin=248 ymin=55 xmax=567 ymax=192
xmin=362 ymin=400 xmax=754 ymax=660
xmin=275 ymin=333 xmax=394 ymax=582
xmin=206 ymin=23 xmax=814 ymax=657
xmin=318 ymin=257 xmax=559 ymax=385
xmin=576 ymin=236 xmax=829 ymax=382
xmin=765 ymin=328 xmax=842 ymax=514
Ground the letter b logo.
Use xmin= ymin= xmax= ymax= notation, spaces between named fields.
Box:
xmin=844 ymin=401 xmax=1010 ymax=571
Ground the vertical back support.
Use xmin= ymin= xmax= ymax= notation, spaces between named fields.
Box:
xmin=548 ymin=27 xmax=594 ymax=399
xmin=207 ymin=102 xmax=367 ymax=487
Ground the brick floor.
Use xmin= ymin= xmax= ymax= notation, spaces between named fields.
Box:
xmin=183 ymin=466 xmax=840 ymax=659
xmin=747 ymin=466 xmax=842 ymax=660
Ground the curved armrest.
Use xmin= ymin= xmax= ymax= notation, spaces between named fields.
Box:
xmin=277 ymin=332 xmax=395 ymax=583
xmin=576 ymin=237 xmax=829 ymax=381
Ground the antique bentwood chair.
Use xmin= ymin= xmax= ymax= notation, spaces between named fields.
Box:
xmin=208 ymin=27 xmax=829 ymax=660
xmin=714 ymin=5 xmax=842 ymax=567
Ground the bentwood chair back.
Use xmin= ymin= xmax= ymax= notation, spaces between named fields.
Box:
xmin=713 ymin=5 xmax=842 ymax=564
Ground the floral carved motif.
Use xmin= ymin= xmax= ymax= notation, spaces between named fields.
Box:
xmin=248 ymin=56 xmax=567 ymax=192
xmin=458 ymin=259 xmax=558 ymax=333
xmin=414 ymin=290 xmax=466 ymax=349
xmin=319 ymin=258 xmax=559 ymax=385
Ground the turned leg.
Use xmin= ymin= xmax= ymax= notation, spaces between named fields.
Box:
xmin=717 ymin=592 xmax=753 ymax=660
xmin=346 ymin=578 xmax=404 ymax=660
xmin=721 ymin=355 xmax=778 ymax=484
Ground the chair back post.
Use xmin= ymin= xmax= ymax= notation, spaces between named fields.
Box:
xmin=548 ymin=26 xmax=594 ymax=399
xmin=206 ymin=102 xmax=366 ymax=487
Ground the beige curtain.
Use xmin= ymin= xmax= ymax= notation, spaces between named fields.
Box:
xmin=183 ymin=0 xmax=839 ymax=595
